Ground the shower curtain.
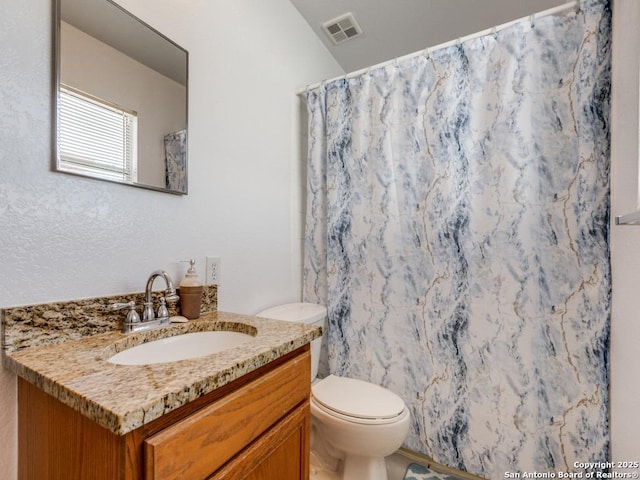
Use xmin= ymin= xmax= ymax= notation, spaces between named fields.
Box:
xmin=303 ymin=0 xmax=611 ymax=478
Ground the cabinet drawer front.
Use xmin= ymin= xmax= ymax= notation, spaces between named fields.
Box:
xmin=144 ymin=350 xmax=310 ymax=480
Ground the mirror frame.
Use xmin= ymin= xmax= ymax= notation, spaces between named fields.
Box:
xmin=52 ymin=0 xmax=189 ymax=195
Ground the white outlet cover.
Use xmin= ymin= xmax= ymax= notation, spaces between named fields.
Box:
xmin=206 ymin=256 xmax=221 ymax=285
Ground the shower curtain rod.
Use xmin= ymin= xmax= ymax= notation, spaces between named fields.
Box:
xmin=296 ymin=0 xmax=579 ymax=95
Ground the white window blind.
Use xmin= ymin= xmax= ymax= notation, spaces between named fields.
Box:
xmin=58 ymin=85 xmax=137 ymax=182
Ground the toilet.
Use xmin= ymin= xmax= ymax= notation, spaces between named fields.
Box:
xmin=257 ymin=303 xmax=410 ymax=480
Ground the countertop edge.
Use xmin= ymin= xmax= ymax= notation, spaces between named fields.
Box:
xmin=4 ymin=311 xmax=321 ymax=436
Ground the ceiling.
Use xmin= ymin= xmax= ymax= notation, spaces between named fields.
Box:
xmin=288 ymin=0 xmax=569 ymax=73
xmin=61 ymin=0 xmax=187 ymax=85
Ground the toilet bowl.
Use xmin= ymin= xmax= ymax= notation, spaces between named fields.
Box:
xmin=256 ymin=303 xmax=410 ymax=480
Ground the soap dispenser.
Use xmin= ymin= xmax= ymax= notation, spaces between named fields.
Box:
xmin=179 ymin=259 xmax=204 ymax=319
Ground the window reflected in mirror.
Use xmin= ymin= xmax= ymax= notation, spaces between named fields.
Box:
xmin=59 ymin=85 xmax=138 ymax=183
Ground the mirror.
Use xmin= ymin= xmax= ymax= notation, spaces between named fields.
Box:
xmin=53 ymin=0 xmax=188 ymax=194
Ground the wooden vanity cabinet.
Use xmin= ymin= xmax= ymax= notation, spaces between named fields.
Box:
xmin=18 ymin=346 xmax=311 ymax=480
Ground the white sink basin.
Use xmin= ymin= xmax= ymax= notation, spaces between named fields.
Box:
xmin=108 ymin=331 xmax=254 ymax=365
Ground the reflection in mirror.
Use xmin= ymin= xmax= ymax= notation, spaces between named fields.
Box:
xmin=53 ymin=0 xmax=188 ymax=194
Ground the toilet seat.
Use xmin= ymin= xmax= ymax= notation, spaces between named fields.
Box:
xmin=311 ymin=375 xmax=406 ymax=425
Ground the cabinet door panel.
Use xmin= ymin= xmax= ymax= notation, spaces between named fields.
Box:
xmin=209 ymin=402 xmax=310 ymax=480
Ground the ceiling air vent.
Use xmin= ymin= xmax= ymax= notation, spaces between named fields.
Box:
xmin=322 ymin=13 xmax=362 ymax=45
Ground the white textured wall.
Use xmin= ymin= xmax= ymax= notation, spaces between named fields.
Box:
xmin=0 ymin=0 xmax=342 ymax=476
xmin=610 ymin=0 xmax=640 ymax=465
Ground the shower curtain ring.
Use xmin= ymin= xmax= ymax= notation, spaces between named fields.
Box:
xmin=529 ymin=13 xmax=536 ymax=27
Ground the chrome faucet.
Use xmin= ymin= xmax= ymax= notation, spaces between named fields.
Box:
xmin=112 ymin=270 xmax=179 ymax=333
xmin=143 ymin=270 xmax=180 ymax=322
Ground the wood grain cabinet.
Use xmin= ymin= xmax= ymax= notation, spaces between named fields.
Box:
xmin=18 ymin=346 xmax=311 ymax=480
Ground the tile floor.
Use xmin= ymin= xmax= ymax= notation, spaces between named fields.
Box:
xmin=309 ymin=450 xmax=467 ymax=480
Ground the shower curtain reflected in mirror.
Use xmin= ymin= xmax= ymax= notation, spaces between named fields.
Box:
xmin=303 ymin=0 xmax=611 ymax=477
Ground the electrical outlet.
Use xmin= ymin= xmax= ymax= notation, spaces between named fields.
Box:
xmin=205 ymin=256 xmax=221 ymax=285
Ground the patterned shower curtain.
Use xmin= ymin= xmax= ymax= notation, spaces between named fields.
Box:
xmin=303 ymin=0 xmax=611 ymax=478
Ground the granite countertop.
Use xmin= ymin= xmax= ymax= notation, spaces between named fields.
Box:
xmin=3 ymin=310 xmax=321 ymax=436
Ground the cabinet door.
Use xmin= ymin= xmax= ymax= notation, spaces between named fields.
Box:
xmin=210 ymin=402 xmax=310 ymax=480
xmin=145 ymin=351 xmax=310 ymax=480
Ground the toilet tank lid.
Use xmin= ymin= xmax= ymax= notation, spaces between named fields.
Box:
xmin=257 ymin=302 xmax=326 ymax=324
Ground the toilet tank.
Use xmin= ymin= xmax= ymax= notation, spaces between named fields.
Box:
xmin=256 ymin=303 xmax=325 ymax=381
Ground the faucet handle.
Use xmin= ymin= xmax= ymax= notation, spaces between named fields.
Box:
xmin=112 ymin=301 xmax=134 ymax=309
xmin=112 ymin=301 xmax=141 ymax=324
